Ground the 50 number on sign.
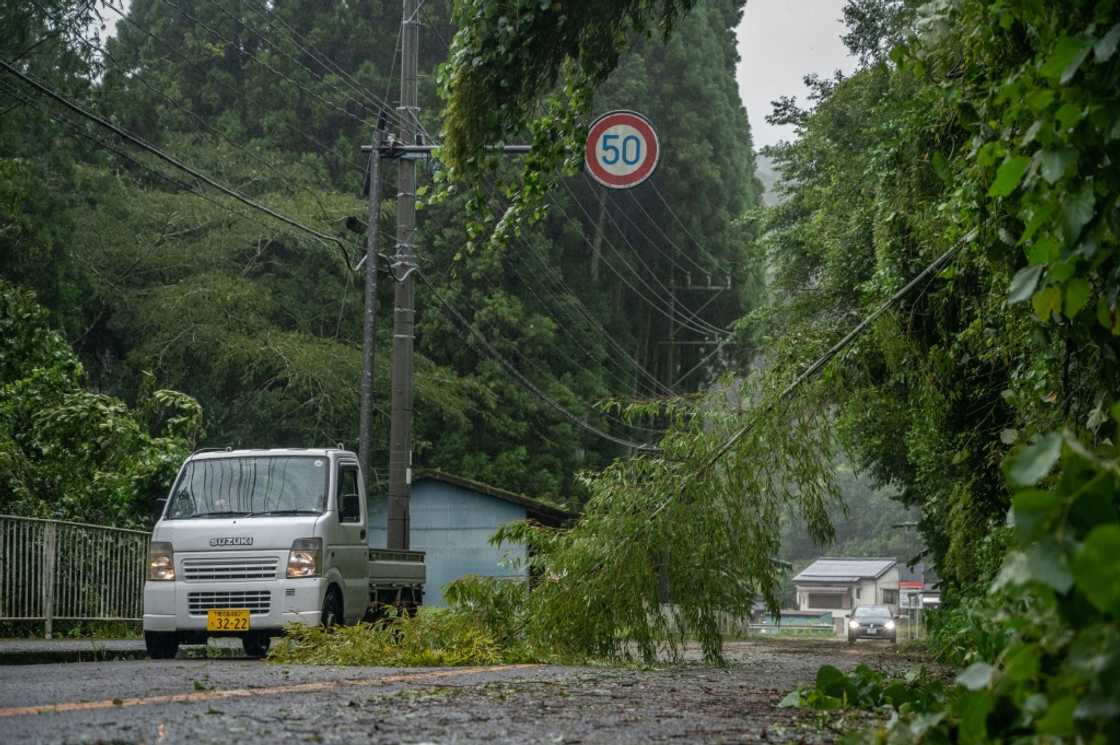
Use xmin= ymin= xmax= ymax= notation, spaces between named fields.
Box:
xmin=600 ymin=133 xmax=644 ymax=167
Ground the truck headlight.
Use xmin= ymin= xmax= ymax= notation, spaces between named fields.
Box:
xmin=148 ymin=541 xmax=175 ymax=581
xmin=849 ymin=620 xmax=860 ymax=629
xmin=886 ymin=620 xmax=896 ymax=631
xmin=287 ymin=537 xmax=322 ymax=578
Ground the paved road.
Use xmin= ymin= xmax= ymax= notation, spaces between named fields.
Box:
xmin=0 ymin=640 xmax=924 ymax=744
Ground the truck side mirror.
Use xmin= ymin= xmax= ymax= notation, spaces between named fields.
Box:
xmin=340 ymin=494 xmax=361 ymax=523
xmin=151 ymin=496 xmax=168 ymax=524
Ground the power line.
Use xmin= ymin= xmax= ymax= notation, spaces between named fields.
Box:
xmin=0 ymin=78 xmax=292 ymax=249
xmin=152 ymin=0 xmax=375 ymax=135
xmin=101 ymin=2 xmax=366 ymax=174
xmin=481 ymin=180 xmax=676 ymax=396
xmin=665 ymin=228 xmax=979 ymax=511
xmin=551 ymin=189 xmax=726 ymax=338
xmin=0 ymin=58 xmax=353 ymax=263
xmin=576 ymin=173 xmax=702 ymax=280
xmin=672 ymin=335 xmax=735 ymax=389
xmin=509 ymin=241 xmax=673 ymax=397
xmin=238 ymin=1 xmax=410 ymax=130
xmin=622 ymin=184 xmax=711 ymax=277
xmin=559 ymin=179 xmax=727 ymax=337
xmin=648 ymin=178 xmax=718 ymax=269
xmin=206 ymin=0 xmax=412 ymax=137
xmin=583 ymin=229 xmax=979 ymax=578
xmin=31 ymin=0 xmax=345 ymax=230
xmin=416 ymin=270 xmax=661 ymax=453
xmin=510 ymin=233 xmax=677 ymax=397
xmin=567 ymin=179 xmax=729 ymax=338
xmin=496 ymin=255 xmax=672 ymax=428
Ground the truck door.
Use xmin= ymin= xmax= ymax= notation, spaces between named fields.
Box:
xmin=332 ymin=460 xmax=367 ymax=623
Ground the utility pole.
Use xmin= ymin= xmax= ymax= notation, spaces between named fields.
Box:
xmin=387 ymin=0 xmax=419 ymax=550
xmin=359 ymin=114 xmax=388 ymax=481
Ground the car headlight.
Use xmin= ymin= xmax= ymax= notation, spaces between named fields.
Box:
xmin=148 ymin=541 xmax=175 ymax=581
xmin=287 ymin=537 xmax=322 ymax=578
xmin=886 ymin=620 xmax=896 ymax=630
xmin=849 ymin=620 xmax=860 ymax=629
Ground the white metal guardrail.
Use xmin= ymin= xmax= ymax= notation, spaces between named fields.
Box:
xmin=0 ymin=515 xmax=149 ymax=637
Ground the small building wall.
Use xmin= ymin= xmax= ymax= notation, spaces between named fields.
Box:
xmin=798 ymin=568 xmax=902 ymax=619
xmin=368 ymin=479 xmax=529 ymax=607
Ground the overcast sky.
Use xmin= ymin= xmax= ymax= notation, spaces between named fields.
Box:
xmin=735 ymin=0 xmax=858 ymax=149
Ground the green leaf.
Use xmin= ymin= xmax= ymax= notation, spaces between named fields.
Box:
xmin=931 ymin=151 xmax=949 ymax=181
xmin=993 ymin=551 xmax=1031 ymax=590
xmin=1013 ymin=489 xmax=1058 ymax=540
xmin=1037 ymin=696 xmax=1077 ymax=736
xmin=815 ymin=664 xmax=858 ymax=703
xmin=1025 ymin=539 xmax=1074 ymax=593
xmin=1064 ymin=278 xmax=1091 ymax=318
xmin=1041 ymin=37 xmax=1092 ymax=84
xmin=1026 ymin=89 xmax=1055 ymax=113
xmin=955 ymin=689 xmax=993 ymax=745
xmin=777 ymin=689 xmax=803 ymax=708
xmin=1095 ymin=23 xmax=1120 ymax=62
xmin=1073 ymin=525 xmax=1120 ymax=614
xmin=988 ymin=155 xmax=1031 ymax=197
xmin=1040 ymin=149 xmax=1075 ymax=184
xmin=1062 ymin=187 xmax=1096 ymax=243
xmin=1056 ymin=105 xmax=1086 ymax=137
xmin=1032 ymin=285 xmax=1061 ymax=320
xmin=956 ymin=662 xmax=994 ymax=690
xmin=1008 ymin=265 xmax=1043 ymax=303
xmin=1002 ymin=643 xmax=1041 ymax=682
xmin=1007 ymin=433 xmax=1062 ymax=487
xmin=1026 ymin=236 xmax=1059 ymax=264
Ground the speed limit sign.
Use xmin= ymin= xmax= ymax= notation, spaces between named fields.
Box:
xmin=584 ymin=110 xmax=660 ymax=189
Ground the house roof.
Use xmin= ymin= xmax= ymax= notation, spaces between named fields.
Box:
xmin=412 ymin=469 xmax=577 ymax=526
xmin=794 ymin=557 xmax=897 ymax=584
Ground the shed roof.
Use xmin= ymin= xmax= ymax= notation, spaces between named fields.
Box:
xmin=413 ymin=469 xmax=577 ymax=526
xmin=794 ymin=557 xmax=897 ymax=583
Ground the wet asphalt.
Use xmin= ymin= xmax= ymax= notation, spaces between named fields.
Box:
xmin=0 ymin=639 xmax=924 ymax=744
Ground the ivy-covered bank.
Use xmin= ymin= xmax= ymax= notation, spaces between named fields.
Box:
xmin=744 ymin=0 xmax=1120 ymax=741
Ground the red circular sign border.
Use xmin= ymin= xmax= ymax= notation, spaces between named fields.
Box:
xmin=584 ymin=110 xmax=660 ymax=189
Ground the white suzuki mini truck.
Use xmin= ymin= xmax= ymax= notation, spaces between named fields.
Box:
xmin=143 ymin=448 xmax=424 ymax=659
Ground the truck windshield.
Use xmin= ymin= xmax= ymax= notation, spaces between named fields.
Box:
xmin=165 ymin=456 xmax=328 ymax=520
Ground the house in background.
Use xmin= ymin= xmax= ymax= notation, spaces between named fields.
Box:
xmin=368 ymin=469 xmax=575 ymax=607
xmin=793 ymin=557 xmax=901 ymax=619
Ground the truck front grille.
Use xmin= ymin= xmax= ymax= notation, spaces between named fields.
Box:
xmin=182 ymin=556 xmax=279 ymax=581
xmin=188 ymin=590 xmax=271 ymax=615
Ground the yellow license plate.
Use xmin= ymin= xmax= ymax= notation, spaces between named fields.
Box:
xmin=207 ymin=609 xmax=250 ymax=631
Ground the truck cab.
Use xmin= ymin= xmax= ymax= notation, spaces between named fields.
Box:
xmin=144 ymin=447 xmax=400 ymax=658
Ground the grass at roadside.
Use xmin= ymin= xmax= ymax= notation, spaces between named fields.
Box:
xmin=0 ymin=620 xmax=141 ymax=640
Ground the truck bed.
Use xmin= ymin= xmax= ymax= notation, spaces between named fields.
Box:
xmin=368 ymin=548 xmax=426 ymax=587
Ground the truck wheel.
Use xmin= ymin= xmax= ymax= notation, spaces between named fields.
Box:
xmin=322 ymin=586 xmax=343 ymax=628
xmin=242 ymin=635 xmax=271 ymax=658
xmin=145 ymin=631 xmax=179 ymax=660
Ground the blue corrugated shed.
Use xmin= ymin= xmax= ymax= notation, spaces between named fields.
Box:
xmin=367 ymin=469 xmax=575 ymax=607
